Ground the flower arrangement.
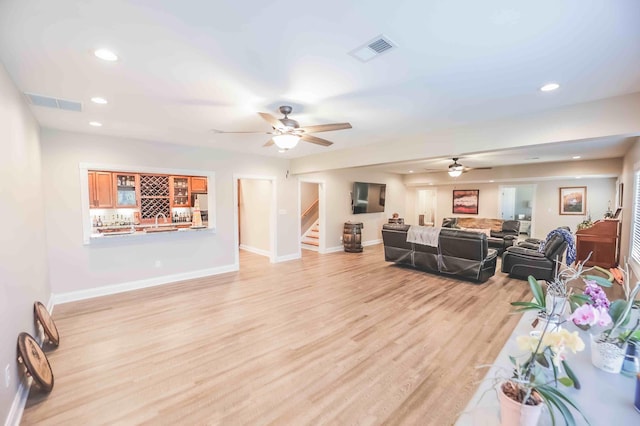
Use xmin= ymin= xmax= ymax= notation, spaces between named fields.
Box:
xmin=510 ymin=256 xmax=613 ymax=327
xmin=499 ymin=322 xmax=589 ymax=424
xmin=568 ymin=279 xmax=612 ymax=329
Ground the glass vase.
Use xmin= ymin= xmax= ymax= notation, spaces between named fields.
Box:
xmin=545 ymin=291 xmax=567 ymax=320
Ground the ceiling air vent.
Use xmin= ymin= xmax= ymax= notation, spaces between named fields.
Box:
xmin=24 ymin=93 xmax=82 ymax=112
xmin=349 ymin=34 xmax=397 ymax=62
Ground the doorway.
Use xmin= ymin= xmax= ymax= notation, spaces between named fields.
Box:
xmin=298 ymin=179 xmax=325 ymax=254
xmin=234 ymin=175 xmax=277 ymax=265
xmin=416 ymin=189 xmax=437 ymax=226
xmin=499 ymin=184 xmax=536 ymax=236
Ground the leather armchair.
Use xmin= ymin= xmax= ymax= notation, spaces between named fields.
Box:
xmin=501 ymin=232 xmax=568 ymax=280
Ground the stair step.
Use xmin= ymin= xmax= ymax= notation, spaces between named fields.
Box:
xmin=307 ymin=231 xmax=320 ymax=239
xmin=302 ymin=239 xmax=319 ymax=246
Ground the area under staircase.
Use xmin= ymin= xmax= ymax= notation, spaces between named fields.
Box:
xmin=301 ymin=220 xmax=320 ymax=250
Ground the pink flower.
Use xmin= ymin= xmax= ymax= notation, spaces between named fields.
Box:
xmin=596 ymin=307 xmax=612 ymax=327
xmin=569 ymin=304 xmax=613 ymax=328
xmin=569 ymin=304 xmax=597 ymax=326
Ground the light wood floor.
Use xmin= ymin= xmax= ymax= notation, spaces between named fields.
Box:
xmin=22 ymin=245 xmax=531 ymax=425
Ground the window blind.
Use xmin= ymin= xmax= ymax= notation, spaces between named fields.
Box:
xmin=631 ymin=172 xmax=640 ymax=263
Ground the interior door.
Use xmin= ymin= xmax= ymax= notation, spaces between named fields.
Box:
xmin=500 ymin=187 xmax=516 ymax=220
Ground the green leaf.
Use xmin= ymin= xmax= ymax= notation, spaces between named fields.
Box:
xmin=584 ymin=274 xmax=613 ymax=287
xmin=535 ymin=353 xmax=549 ymax=368
xmin=570 ymin=294 xmax=590 ymax=305
xmin=609 ymin=300 xmax=628 ymax=325
xmin=540 ymin=384 xmax=591 ymax=425
xmin=528 ymin=275 xmax=545 ymax=307
xmin=562 ymin=360 xmax=581 ymax=390
xmin=537 ymin=386 xmax=576 ymax=426
xmin=558 ymin=377 xmax=574 ymax=387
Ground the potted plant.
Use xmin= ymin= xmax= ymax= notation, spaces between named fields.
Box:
xmin=497 ymin=326 xmax=589 ymax=425
xmin=589 ymin=282 xmax=640 ymax=373
xmin=511 ymin=257 xmax=612 ymax=329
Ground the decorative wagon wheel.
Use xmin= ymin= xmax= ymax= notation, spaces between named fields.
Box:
xmin=17 ymin=332 xmax=54 ymax=392
xmin=34 ymin=301 xmax=60 ymax=347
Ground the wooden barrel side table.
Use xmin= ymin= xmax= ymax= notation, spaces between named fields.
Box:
xmin=343 ymin=222 xmax=363 ymax=253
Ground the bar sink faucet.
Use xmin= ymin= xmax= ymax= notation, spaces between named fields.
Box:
xmin=155 ymin=213 xmax=167 ymax=228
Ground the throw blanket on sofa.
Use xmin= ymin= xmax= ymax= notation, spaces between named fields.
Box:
xmin=406 ymin=225 xmax=441 ymax=247
xmin=538 ymin=228 xmax=576 ymax=265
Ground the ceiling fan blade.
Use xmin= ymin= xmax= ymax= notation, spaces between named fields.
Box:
xmin=301 ymin=134 xmax=333 ymax=147
xmin=258 ymin=112 xmax=283 ymax=129
xmin=299 ymin=123 xmax=352 ymax=133
xmin=263 ymin=139 xmax=275 ymax=147
xmin=212 ymin=129 xmax=273 ymax=134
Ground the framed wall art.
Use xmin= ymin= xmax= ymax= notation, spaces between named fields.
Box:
xmin=559 ymin=186 xmax=587 ymax=215
xmin=452 ymin=189 xmax=479 ymax=215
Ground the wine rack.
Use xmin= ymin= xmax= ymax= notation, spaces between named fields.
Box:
xmin=140 ymin=175 xmax=170 ymax=220
xmin=140 ymin=175 xmax=170 ymax=197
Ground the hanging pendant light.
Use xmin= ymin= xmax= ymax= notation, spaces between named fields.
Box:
xmin=272 ymin=134 xmax=301 ymax=150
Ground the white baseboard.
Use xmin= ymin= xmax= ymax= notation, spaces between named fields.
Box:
xmin=239 ymin=244 xmax=271 ymax=258
xmin=275 ymin=252 xmax=302 ymax=262
xmin=5 ymin=380 xmax=29 ymax=426
xmin=363 ymin=239 xmax=382 ymax=246
xmin=52 ymin=263 xmax=239 ymax=305
xmin=324 ymin=245 xmax=344 ymax=253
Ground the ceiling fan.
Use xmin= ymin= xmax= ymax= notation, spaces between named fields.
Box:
xmin=213 ymin=105 xmax=352 ymax=150
xmin=423 ymin=157 xmax=492 ymax=177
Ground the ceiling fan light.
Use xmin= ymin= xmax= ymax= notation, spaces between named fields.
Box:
xmin=448 ymin=169 xmax=463 ymax=177
xmin=273 ymin=134 xmax=300 ymax=149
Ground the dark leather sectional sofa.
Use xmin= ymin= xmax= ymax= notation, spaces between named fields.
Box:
xmin=442 ymin=217 xmax=520 ymax=255
xmin=381 ymin=224 xmax=498 ymax=283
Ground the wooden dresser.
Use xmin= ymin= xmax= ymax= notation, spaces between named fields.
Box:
xmin=575 ymin=219 xmax=620 ymax=268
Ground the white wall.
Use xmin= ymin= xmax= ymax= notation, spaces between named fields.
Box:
xmin=297 ymin=169 xmax=406 ymax=250
xmin=405 ymin=178 xmax=617 ymax=239
xmin=620 ymin=137 xmax=640 ymax=273
xmin=532 ymin=178 xmax=616 ymax=238
xmin=40 ymin=129 xmax=298 ymax=295
xmin=0 ymin=63 xmax=50 ymax=422
xmin=239 ymin=179 xmax=271 ymax=253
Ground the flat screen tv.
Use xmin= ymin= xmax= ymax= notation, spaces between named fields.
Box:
xmin=352 ymin=182 xmax=386 ymax=214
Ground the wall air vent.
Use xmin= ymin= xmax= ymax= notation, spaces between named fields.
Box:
xmin=24 ymin=93 xmax=82 ymax=112
xmin=349 ymin=34 xmax=397 ymax=62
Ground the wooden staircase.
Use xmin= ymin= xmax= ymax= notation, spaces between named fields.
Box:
xmin=301 ymin=221 xmax=320 ymax=249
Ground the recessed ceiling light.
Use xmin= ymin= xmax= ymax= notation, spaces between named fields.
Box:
xmin=278 ymin=149 xmax=286 ymax=153
xmin=94 ymin=49 xmax=118 ymax=61
xmin=489 ymin=180 xmax=495 ymax=183
xmin=572 ymin=155 xmax=581 ymax=159
xmin=540 ymin=83 xmax=560 ymax=92
xmin=91 ymin=97 xmax=108 ymax=104
xmin=576 ymin=176 xmax=582 ymax=179
xmin=89 ymin=121 xmax=103 ymax=127
xmin=408 ymin=170 xmax=414 ymax=173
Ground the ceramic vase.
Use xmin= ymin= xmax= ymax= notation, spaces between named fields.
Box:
xmin=590 ymin=334 xmax=627 ymax=374
xmin=498 ymin=382 xmax=543 ymax=426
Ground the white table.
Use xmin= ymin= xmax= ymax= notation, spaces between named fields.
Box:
xmin=456 ymin=310 xmax=639 ymax=425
